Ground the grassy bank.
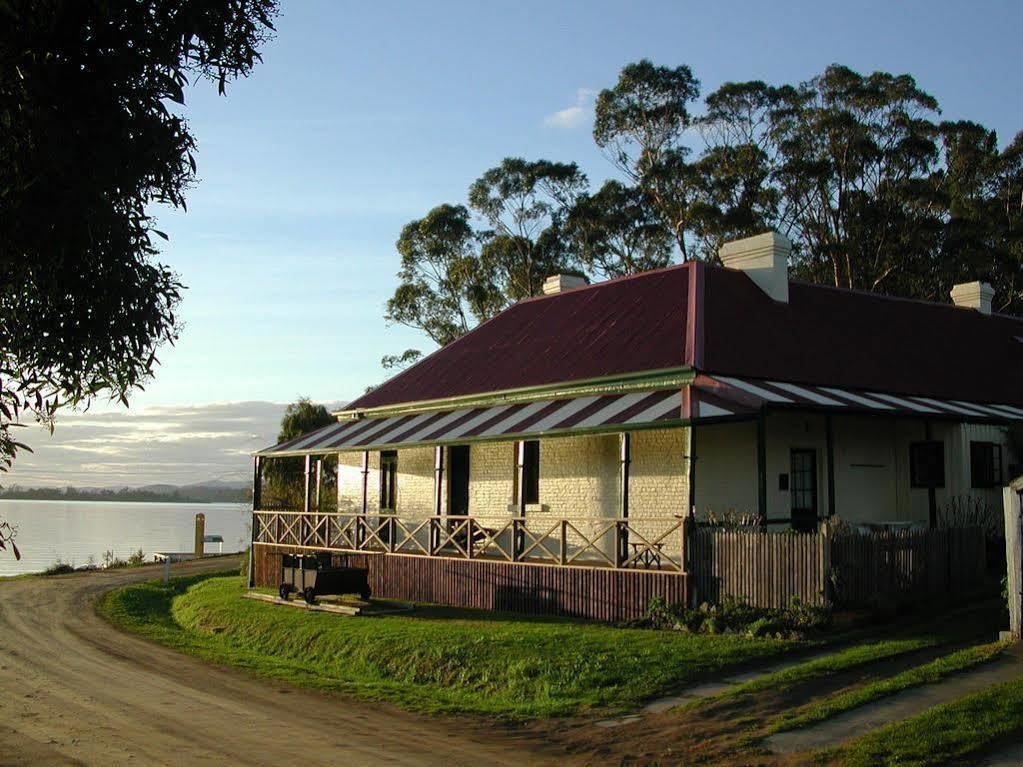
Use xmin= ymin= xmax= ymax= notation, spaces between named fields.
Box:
xmin=99 ymin=573 xmax=794 ymax=718
xmin=767 ymin=641 xmax=1006 ymax=735
xmin=830 ymin=673 xmax=1023 ymax=766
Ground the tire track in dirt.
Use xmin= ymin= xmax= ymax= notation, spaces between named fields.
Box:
xmin=0 ymin=558 xmax=561 ymax=767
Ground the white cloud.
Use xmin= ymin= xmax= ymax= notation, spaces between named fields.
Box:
xmin=542 ymin=88 xmax=596 ymax=130
xmin=2 ymin=402 xmax=289 ymax=488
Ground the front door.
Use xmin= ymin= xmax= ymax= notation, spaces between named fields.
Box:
xmin=790 ymin=449 xmax=818 ymax=532
xmin=448 ymin=445 xmax=470 ymax=518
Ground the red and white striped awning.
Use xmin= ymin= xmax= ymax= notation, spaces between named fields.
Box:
xmin=256 ymin=376 xmax=1023 ymax=457
xmin=258 ymin=388 xmax=699 ymax=456
xmin=694 ymin=375 xmax=1023 ymax=423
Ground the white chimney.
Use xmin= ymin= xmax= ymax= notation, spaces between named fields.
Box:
xmin=542 ymin=273 xmax=588 ymax=295
xmin=719 ymin=232 xmax=791 ymax=303
xmin=950 ymin=281 xmax=994 ymax=315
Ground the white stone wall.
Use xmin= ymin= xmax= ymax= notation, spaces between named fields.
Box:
xmin=337 ymin=451 xmax=377 ymax=513
xmin=395 ymin=446 xmax=436 ymax=518
xmin=539 ymin=433 xmax=620 ymax=518
xmin=630 ymin=428 xmax=689 ymax=519
xmin=468 ymin=441 xmax=515 ymax=520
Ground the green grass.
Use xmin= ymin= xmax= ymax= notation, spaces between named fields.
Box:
xmin=768 ymin=641 xmax=1007 ymax=734
xmin=830 ymin=674 xmax=1023 ymax=767
xmin=98 ymin=572 xmax=794 ymax=719
xmin=688 ymin=636 xmax=943 ymax=710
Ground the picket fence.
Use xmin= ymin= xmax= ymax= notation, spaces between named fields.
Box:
xmin=687 ymin=525 xmax=988 ymax=609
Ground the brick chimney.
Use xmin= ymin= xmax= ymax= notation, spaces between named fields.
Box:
xmin=542 ymin=274 xmax=589 ymax=295
xmin=719 ymin=231 xmax=791 ymax=303
xmin=950 ymin=281 xmax=994 ymax=315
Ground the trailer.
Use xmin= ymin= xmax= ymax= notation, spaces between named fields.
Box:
xmin=279 ymin=552 xmax=371 ymax=604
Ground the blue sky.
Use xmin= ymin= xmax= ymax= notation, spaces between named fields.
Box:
xmin=8 ymin=0 xmax=1023 ymax=486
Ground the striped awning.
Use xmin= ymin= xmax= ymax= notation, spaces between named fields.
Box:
xmin=258 ymin=388 xmax=701 ymax=457
xmin=257 ymin=376 xmax=1023 ymax=457
xmin=695 ymin=375 xmax=1023 ymax=422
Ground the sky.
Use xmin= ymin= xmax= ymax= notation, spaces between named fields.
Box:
xmin=7 ymin=0 xmax=1023 ymax=487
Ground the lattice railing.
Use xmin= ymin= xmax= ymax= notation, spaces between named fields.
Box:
xmin=252 ymin=510 xmax=687 ymax=572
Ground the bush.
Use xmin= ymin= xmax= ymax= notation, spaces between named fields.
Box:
xmin=103 ymin=548 xmax=147 ymax=569
xmin=43 ymin=559 xmax=75 ymax=576
xmin=644 ymin=595 xmax=830 ymax=640
xmin=127 ymin=548 xmax=146 ymax=567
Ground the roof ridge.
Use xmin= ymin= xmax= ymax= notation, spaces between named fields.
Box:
xmin=783 ymin=275 xmax=1023 ymax=322
xmin=513 ymin=261 xmax=692 ymax=307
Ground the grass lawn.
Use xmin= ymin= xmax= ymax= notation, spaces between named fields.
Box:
xmin=767 ymin=641 xmax=1007 ymax=735
xmin=98 ymin=572 xmax=794 ymax=719
xmin=829 ymin=673 xmax=1023 ymax=767
xmin=686 ymin=636 xmax=943 ymax=713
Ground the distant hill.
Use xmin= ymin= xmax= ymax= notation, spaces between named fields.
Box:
xmin=0 ymin=481 xmax=251 ymax=504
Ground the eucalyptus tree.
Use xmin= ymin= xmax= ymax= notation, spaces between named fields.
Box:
xmin=468 ymin=158 xmax=589 ymax=300
xmin=563 ymin=180 xmax=674 ymax=278
xmin=593 ymin=60 xmax=702 ymax=258
xmin=385 ymin=204 xmax=505 ymax=348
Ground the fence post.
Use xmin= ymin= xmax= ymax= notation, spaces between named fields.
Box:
xmin=1004 ymin=485 xmax=1022 ymax=639
xmin=511 ymin=519 xmax=521 ymax=562
xmin=559 ymin=519 xmax=568 ymax=565
xmin=820 ymin=519 xmax=833 ymax=607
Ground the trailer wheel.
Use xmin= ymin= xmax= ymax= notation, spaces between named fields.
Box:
xmin=302 ymin=586 xmax=316 ymax=605
xmin=278 ymin=583 xmax=291 ymax=601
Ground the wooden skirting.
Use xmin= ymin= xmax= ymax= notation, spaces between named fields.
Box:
xmin=252 ymin=544 xmax=687 ymax=623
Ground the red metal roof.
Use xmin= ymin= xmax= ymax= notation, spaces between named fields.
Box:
xmin=348 ymin=265 xmax=692 ymax=410
xmin=702 ymin=267 xmax=1023 ymax=407
xmin=347 ymin=260 xmax=1023 ymax=411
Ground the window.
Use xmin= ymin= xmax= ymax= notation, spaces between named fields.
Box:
xmin=379 ymin=450 xmax=397 ymax=511
xmin=521 ymin=440 xmax=540 ymax=505
xmin=970 ymin=441 xmax=1003 ymax=488
xmin=909 ymin=441 xmax=945 ymax=488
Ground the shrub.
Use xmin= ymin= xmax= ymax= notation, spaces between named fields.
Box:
xmin=127 ymin=548 xmax=146 ymax=567
xmin=43 ymin=559 xmax=75 ymax=576
xmin=644 ymin=594 xmax=830 ymax=639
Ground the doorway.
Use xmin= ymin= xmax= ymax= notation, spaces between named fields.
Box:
xmin=448 ymin=445 xmax=470 ymax=517
xmin=790 ymin=448 xmax=818 ymax=532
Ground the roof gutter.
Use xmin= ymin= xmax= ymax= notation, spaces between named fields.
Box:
xmin=332 ymin=366 xmax=695 ymax=420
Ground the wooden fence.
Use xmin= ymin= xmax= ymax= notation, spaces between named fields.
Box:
xmin=252 ymin=509 xmax=990 ymax=615
xmin=688 ymin=525 xmax=989 ymax=609
xmin=829 ymin=526 xmax=988 ymax=607
xmin=252 ymin=545 xmax=687 ymax=623
xmin=688 ymin=529 xmax=827 ymax=608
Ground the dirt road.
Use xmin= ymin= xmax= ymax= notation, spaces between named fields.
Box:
xmin=0 ymin=558 xmax=561 ymax=767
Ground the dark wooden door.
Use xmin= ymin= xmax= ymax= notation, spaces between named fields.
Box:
xmin=448 ymin=445 xmax=470 ymax=517
xmin=790 ymin=449 xmax=818 ymax=532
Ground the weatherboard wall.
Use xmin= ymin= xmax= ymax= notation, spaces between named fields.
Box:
xmin=252 ymin=544 xmax=688 ymax=623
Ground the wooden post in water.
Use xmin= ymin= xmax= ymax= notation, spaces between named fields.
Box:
xmin=194 ymin=513 xmax=205 ymax=558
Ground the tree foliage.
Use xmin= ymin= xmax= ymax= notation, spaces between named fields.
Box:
xmin=564 ymin=180 xmax=673 ymax=279
xmin=0 ymin=0 xmax=278 ymax=487
xmin=386 ymin=61 xmax=1022 ymax=366
xmin=0 ymin=0 xmax=278 ymax=552
xmin=385 ymin=204 xmax=504 ymax=347
xmin=468 ymin=157 xmax=588 ymax=300
xmin=262 ymin=398 xmax=335 ymax=509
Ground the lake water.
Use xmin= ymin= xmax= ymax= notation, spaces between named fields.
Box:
xmin=0 ymin=499 xmax=250 ymax=576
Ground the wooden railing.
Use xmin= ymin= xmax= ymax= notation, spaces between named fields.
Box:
xmin=252 ymin=510 xmax=688 ymax=572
